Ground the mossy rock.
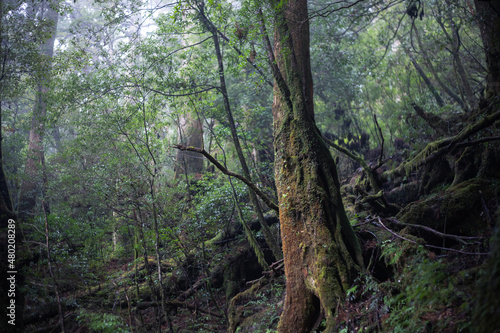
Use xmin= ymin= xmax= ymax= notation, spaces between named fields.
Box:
xmin=385 ymin=181 xmax=420 ymax=206
xmin=397 ymin=178 xmax=495 ymax=237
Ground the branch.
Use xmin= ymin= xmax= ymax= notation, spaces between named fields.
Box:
xmin=215 ymin=29 xmax=273 ymax=88
xmin=258 ymin=7 xmax=294 ymax=113
xmin=387 ymin=217 xmax=483 ymax=245
xmin=172 ymin=145 xmax=279 ymax=212
xmin=308 ymin=0 xmax=366 ymax=19
xmin=375 ymin=217 xmax=489 ymax=255
xmin=146 ymin=85 xmax=217 ymax=97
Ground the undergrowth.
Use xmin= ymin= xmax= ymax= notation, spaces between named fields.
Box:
xmin=336 ymin=241 xmax=478 ymax=332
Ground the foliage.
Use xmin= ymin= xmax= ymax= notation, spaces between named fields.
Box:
xmin=383 ymin=247 xmax=474 ymax=332
xmin=76 ymin=309 xmax=130 ymax=333
xmin=193 ymin=174 xmax=251 ymax=235
xmin=3 ymin=0 xmax=497 ymax=331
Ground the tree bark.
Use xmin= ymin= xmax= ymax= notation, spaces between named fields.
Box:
xmin=268 ymin=1 xmax=363 ymax=331
xmin=174 ymin=113 xmax=204 ymax=179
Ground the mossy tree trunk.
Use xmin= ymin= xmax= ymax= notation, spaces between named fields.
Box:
xmin=267 ymin=1 xmax=363 ymax=331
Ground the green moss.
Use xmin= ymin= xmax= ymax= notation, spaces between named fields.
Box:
xmin=393 ymin=137 xmax=450 ymax=177
xmin=398 ymin=178 xmax=492 ymax=235
xmin=205 ymin=232 xmax=224 ymax=247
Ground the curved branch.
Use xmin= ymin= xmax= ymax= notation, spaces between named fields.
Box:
xmin=172 ymin=144 xmax=279 ymax=212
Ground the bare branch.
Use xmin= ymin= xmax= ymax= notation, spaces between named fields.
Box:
xmin=375 ymin=217 xmax=489 ymax=256
xmin=387 ymin=217 xmax=483 ymax=245
xmin=172 ymin=144 xmax=279 ymax=212
xmin=308 ymin=0 xmax=366 ymax=19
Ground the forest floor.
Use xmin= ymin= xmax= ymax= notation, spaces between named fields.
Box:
xmin=25 ymin=173 xmax=497 ymax=333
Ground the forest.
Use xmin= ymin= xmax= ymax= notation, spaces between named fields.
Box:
xmin=1 ymin=0 xmax=499 ymax=332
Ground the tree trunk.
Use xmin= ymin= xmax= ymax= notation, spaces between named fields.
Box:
xmin=413 ymin=25 xmax=467 ymax=110
xmin=474 ymin=0 xmax=500 ymax=99
xmin=268 ymin=1 xmax=363 ymax=331
xmin=197 ymin=3 xmax=282 ymax=261
xmin=435 ymin=8 xmax=478 ymax=110
xmin=406 ymin=48 xmax=445 ymax=108
xmin=174 ymin=113 xmax=204 ymax=179
xmin=18 ymin=0 xmax=58 ymax=219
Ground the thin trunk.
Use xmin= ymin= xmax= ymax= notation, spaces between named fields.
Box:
xmin=152 ymin=194 xmax=174 ymax=333
xmin=406 ymin=48 xmax=445 ymax=107
xmin=436 ymin=14 xmax=477 ymax=110
xmin=135 ymin=207 xmax=161 ymax=330
xmin=268 ymin=1 xmax=363 ymax=332
xmin=197 ymin=4 xmax=282 ymax=261
xmin=413 ymin=25 xmax=466 ymax=110
xmin=229 ymin=175 xmax=269 ymax=270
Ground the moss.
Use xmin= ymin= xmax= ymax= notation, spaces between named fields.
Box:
xmin=228 ymin=278 xmax=270 ymax=332
xmin=389 ymin=137 xmax=450 ymax=177
xmin=204 ymin=232 xmax=224 ymax=247
xmin=398 ymin=178 xmax=492 ymax=235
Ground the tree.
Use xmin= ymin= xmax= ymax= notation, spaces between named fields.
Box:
xmin=195 ymin=1 xmax=282 ymax=262
xmin=18 ymin=0 xmax=59 ymax=220
xmin=266 ymin=0 xmax=364 ymax=331
xmin=1 ymin=0 xmax=60 ymax=330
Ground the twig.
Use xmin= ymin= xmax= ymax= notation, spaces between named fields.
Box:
xmin=376 ymin=217 xmax=417 ymax=244
xmin=270 ymin=259 xmax=284 ymax=270
xmin=246 ymin=276 xmax=266 ymax=285
xmin=424 ymin=244 xmax=489 ymax=255
xmin=376 ymin=217 xmax=489 ymax=255
xmin=387 ymin=217 xmax=483 ymax=244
